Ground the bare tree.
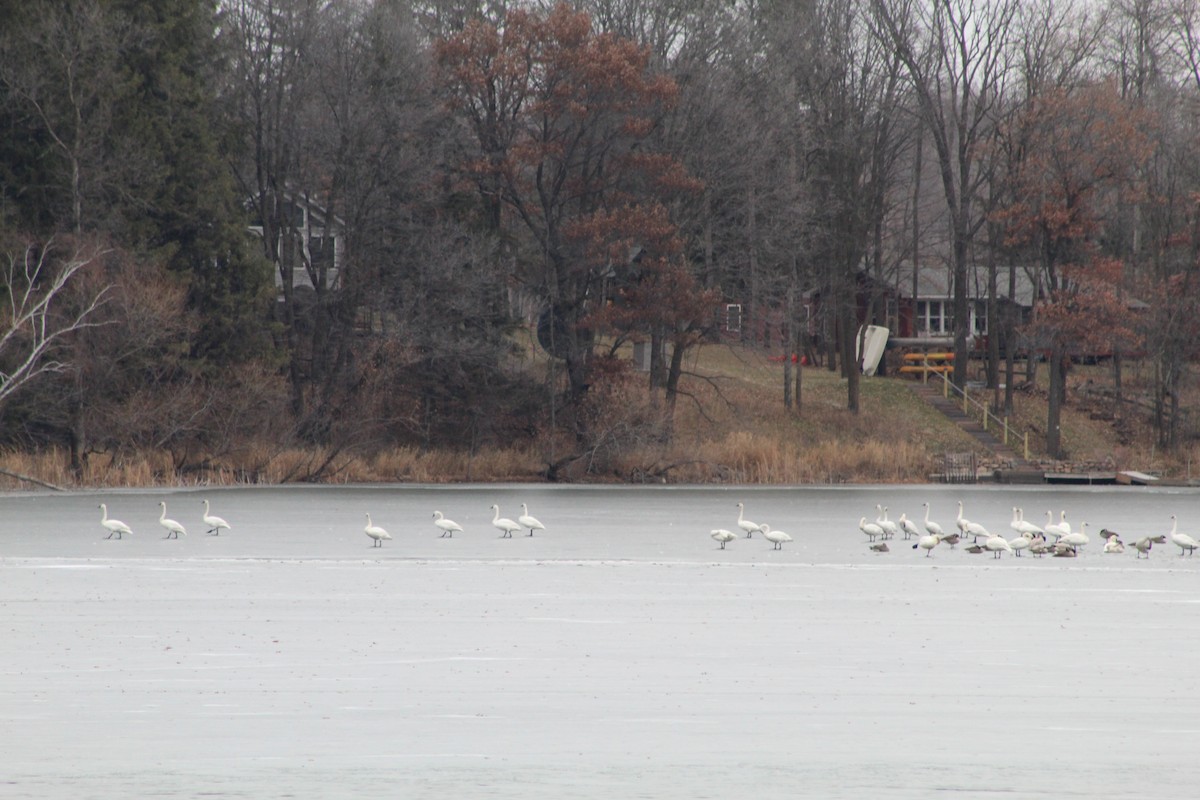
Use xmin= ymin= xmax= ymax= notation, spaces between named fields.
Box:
xmin=871 ymin=0 xmax=1019 ymax=387
xmin=0 ymin=238 xmax=108 ymax=410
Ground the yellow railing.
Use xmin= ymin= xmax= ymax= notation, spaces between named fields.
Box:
xmin=934 ymin=371 xmax=1031 ymax=461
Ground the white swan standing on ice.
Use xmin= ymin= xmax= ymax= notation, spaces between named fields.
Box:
xmin=99 ymin=504 xmax=132 ymax=539
xmin=761 ymin=524 xmax=792 ymax=550
xmin=875 ymin=505 xmax=899 ymax=540
xmin=1045 ymin=510 xmax=1071 ymax=540
xmin=921 ymin=503 xmax=944 ymax=539
xmin=1013 ymin=508 xmax=1044 ymax=538
xmin=859 ymin=517 xmax=885 ymax=543
xmin=1058 ymin=522 xmax=1091 ymax=550
xmin=736 ymin=503 xmax=763 ymax=538
xmin=432 ymin=511 xmax=463 ymax=538
xmin=899 ymin=513 xmax=920 ymax=541
xmin=518 ymin=504 xmax=546 ymax=536
xmin=711 ymin=529 xmax=737 ymax=549
xmin=1008 ymin=533 xmax=1031 ymax=557
xmin=364 ymin=513 xmax=391 ymax=547
xmin=984 ymin=532 xmax=1013 ymax=558
xmin=955 ymin=501 xmax=971 ymax=534
xmin=955 ymin=502 xmax=989 ymax=542
xmin=1168 ymin=515 xmax=1198 ymax=556
xmin=201 ymin=500 xmax=231 ymax=536
xmin=490 ymin=505 xmax=522 ymax=538
xmin=158 ymin=502 xmax=187 ymax=539
xmin=914 ymin=531 xmax=940 ymax=557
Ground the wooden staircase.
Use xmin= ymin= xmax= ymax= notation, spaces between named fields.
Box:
xmin=909 ymin=382 xmax=1033 ymax=470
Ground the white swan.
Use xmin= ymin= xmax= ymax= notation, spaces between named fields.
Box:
xmin=955 ymin=501 xmax=970 ymax=534
xmin=99 ymin=503 xmax=132 ymax=539
xmin=876 ymin=505 xmax=899 ymax=540
xmin=984 ymin=532 xmax=1013 ymax=558
xmin=490 ymin=504 xmax=522 ymax=538
xmin=1058 ymin=521 xmax=1090 ymax=550
xmin=1169 ymin=515 xmax=1198 ymax=556
xmin=761 ymin=523 xmax=792 ymax=550
xmin=1103 ymin=536 xmax=1125 ymax=554
xmin=364 ymin=513 xmax=391 ymax=547
xmin=921 ymin=503 xmax=944 ymax=539
xmin=1009 ymin=507 xmax=1024 ymax=533
xmin=859 ymin=516 xmax=885 ymax=542
xmin=1008 ymin=533 xmax=1031 ymax=557
xmin=158 ymin=501 xmax=187 ymax=539
xmin=736 ymin=502 xmax=763 ymax=538
xmin=1013 ymin=508 xmax=1044 ymax=538
xmin=432 ymin=511 xmax=463 ymax=538
xmin=952 ymin=502 xmax=989 ymax=541
xmin=914 ymin=531 xmax=940 ymax=557
xmin=711 ymin=528 xmax=737 ymax=549
xmin=518 ymin=504 xmax=546 ymax=536
xmin=201 ymin=500 xmax=231 ymax=536
xmin=956 ymin=502 xmax=989 ymax=540
xmin=1045 ymin=510 xmax=1071 ymax=540
xmin=899 ymin=513 xmax=920 ymax=541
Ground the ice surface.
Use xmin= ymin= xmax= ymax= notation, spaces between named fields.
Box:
xmin=3 ymin=484 xmax=1200 ymax=798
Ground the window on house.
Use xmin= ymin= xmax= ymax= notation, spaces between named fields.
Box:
xmin=309 ymin=235 xmax=332 ymax=268
xmin=916 ymin=300 xmax=950 ymax=335
xmin=972 ymin=300 xmax=988 ymax=335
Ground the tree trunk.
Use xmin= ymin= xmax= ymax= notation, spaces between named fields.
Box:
xmin=842 ymin=309 xmax=860 ymax=413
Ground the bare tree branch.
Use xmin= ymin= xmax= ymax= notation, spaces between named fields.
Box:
xmin=0 ymin=239 xmax=110 ymax=409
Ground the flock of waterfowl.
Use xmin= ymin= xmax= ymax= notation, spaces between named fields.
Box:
xmin=96 ymin=497 xmax=1195 ymax=559
xmin=709 ymin=502 xmax=795 ymax=550
xmin=855 ymin=501 xmax=1197 ymax=559
xmin=96 ymin=500 xmax=548 ymax=547
xmin=98 ymin=500 xmax=230 ymax=540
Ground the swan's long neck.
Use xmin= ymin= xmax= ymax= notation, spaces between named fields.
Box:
xmin=924 ymin=505 xmax=932 ymax=524
xmin=100 ymin=505 xmax=108 ymax=522
xmin=366 ymin=514 xmax=372 ymax=526
xmin=493 ymin=506 xmax=501 ymax=524
xmin=159 ymin=504 xmax=167 ymax=521
xmin=956 ymin=502 xmax=964 ymax=522
xmin=1171 ymin=517 xmax=1178 ymax=535
xmin=204 ymin=500 xmax=210 ymax=514
xmin=737 ymin=504 xmax=745 ymax=524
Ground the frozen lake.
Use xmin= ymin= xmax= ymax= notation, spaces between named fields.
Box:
xmin=3 ymin=483 xmax=1200 ymax=798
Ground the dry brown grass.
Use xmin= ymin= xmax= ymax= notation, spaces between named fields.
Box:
xmin=0 ymin=342 xmax=1191 ymax=488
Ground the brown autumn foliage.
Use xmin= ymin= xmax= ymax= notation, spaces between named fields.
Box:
xmin=993 ymin=79 xmax=1152 ymax=456
xmin=435 ymin=2 xmax=707 ymax=432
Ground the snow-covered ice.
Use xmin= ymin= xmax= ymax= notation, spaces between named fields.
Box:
xmin=3 ymin=484 xmax=1200 ymax=798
